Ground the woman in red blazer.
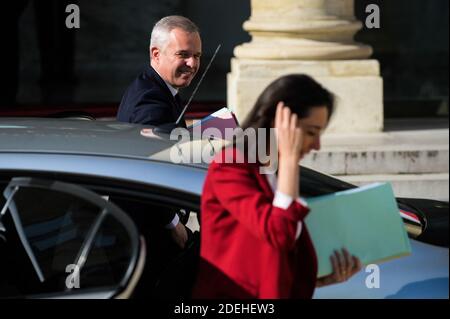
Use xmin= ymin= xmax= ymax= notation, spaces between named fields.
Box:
xmin=192 ymin=75 xmax=362 ymax=299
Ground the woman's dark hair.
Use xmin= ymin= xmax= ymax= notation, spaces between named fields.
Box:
xmin=241 ymin=74 xmax=334 ymax=130
xmin=229 ymin=74 xmax=334 ymax=165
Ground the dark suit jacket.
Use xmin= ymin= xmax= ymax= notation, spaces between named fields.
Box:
xmin=117 ymin=65 xmax=186 ymax=127
xmin=192 ymin=147 xmax=318 ymax=299
xmin=116 ymin=65 xmax=187 ymax=227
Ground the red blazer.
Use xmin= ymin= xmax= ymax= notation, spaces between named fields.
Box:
xmin=192 ymin=148 xmax=318 ymax=299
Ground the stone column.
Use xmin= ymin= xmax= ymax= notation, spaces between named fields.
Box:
xmin=227 ymin=0 xmax=383 ymax=133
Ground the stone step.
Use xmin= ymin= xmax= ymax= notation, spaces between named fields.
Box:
xmin=301 ymin=147 xmax=448 ymax=175
xmin=338 ymin=173 xmax=449 ymax=201
xmin=301 ymin=129 xmax=449 ymax=175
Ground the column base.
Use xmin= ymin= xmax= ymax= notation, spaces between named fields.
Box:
xmin=227 ymin=58 xmax=383 ymax=133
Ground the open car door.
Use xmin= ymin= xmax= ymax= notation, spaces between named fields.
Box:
xmin=0 ymin=177 xmax=145 ymax=299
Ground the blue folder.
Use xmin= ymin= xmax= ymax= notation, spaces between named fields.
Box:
xmin=305 ymin=182 xmax=412 ymax=278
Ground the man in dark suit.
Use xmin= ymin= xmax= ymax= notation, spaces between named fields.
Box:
xmin=117 ymin=16 xmax=202 ymax=250
xmin=117 ymin=15 xmax=202 ymax=127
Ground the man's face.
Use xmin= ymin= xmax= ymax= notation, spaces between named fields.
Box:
xmin=151 ymin=28 xmax=202 ymax=88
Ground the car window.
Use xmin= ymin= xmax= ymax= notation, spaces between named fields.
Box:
xmin=299 ymin=166 xmax=357 ymax=197
xmin=0 ymin=178 xmax=139 ymax=298
xmin=101 ymin=194 xmax=200 ymax=299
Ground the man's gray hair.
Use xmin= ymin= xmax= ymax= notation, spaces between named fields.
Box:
xmin=150 ymin=15 xmax=200 ymax=50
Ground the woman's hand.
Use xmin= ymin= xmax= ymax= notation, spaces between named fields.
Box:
xmin=275 ymin=102 xmax=303 ymax=199
xmin=316 ymin=248 xmax=363 ymax=287
xmin=275 ymin=101 xmax=303 ymax=163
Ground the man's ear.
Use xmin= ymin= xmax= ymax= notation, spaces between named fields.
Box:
xmin=150 ymin=47 xmax=160 ymax=62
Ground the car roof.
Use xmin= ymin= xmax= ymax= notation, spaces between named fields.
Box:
xmin=0 ymin=117 xmax=218 ymax=169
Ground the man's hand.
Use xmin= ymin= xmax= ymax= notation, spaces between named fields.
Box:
xmin=170 ymin=222 xmax=189 ymax=249
xmin=316 ymin=248 xmax=362 ymax=287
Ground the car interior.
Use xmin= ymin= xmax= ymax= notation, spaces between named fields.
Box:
xmin=109 ymin=194 xmax=200 ymax=299
xmin=0 ymin=173 xmax=200 ymax=299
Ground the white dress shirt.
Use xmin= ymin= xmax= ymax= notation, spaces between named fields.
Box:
xmin=265 ymin=173 xmax=309 ymax=240
xmin=153 ymin=68 xmax=179 ymax=97
xmin=153 ymin=70 xmax=180 ymax=229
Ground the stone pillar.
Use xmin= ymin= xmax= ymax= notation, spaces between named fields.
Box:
xmin=227 ymin=0 xmax=383 ymax=133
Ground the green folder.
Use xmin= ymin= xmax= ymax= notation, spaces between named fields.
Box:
xmin=304 ymin=182 xmax=412 ymax=278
